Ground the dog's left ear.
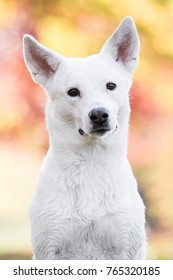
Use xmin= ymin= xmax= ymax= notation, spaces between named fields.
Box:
xmin=101 ymin=17 xmax=140 ymax=73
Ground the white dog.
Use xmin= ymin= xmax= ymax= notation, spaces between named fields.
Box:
xmin=23 ymin=16 xmax=146 ymax=260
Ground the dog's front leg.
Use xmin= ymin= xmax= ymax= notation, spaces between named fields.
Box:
xmin=30 ymin=217 xmax=77 ymax=260
xmin=31 ymin=231 xmax=62 ymax=260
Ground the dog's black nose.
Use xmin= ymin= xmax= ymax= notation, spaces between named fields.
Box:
xmin=89 ymin=108 xmax=109 ymax=124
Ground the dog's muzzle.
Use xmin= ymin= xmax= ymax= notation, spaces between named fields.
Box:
xmin=78 ymin=107 xmax=117 ymax=137
xmin=89 ymin=107 xmax=111 ymax=136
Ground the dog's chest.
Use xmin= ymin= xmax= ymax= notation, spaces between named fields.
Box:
xmin=37 ymin=151 xmax=135 ymax=220
xmin=31 ymin=152 xmax=145 ymax=259
xmin=55 ymin=152 xmax=123 ymax=219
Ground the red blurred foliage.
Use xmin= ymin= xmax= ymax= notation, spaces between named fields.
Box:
xmin=130 ymin=83 xmax=161 ymax=121
xmin=0 ymin=2 xmax=48 ymax=150
xmin=128 ymin=83 xmax=165 ymax=165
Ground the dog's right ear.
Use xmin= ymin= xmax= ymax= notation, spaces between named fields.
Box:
xmin=23 ymin=35 xmax=62 ymax=86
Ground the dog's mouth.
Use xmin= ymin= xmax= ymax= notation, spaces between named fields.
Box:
xmin=90 ymin=126 xmax=111 ymax=136
xmin=78 ymin=124 xmax=116 ymax=137
xmin=78 ymin=127 xmax=110 ymax=137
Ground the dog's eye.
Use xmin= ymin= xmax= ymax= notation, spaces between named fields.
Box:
xmin=67 ymin=88 xmax=80 ymax=97
xmin=106 ymin=82 xmax=117 ymax=91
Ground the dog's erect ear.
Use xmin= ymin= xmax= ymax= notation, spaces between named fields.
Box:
xmin=101 ymin=17 xmax=140 ymax=73
xmin=23 ymin=35 xmax=61 ymax=86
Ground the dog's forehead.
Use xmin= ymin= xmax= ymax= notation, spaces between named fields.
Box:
xmin=64 ymin=54 xmax=119 ymax=78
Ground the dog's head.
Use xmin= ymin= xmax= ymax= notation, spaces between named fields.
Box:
xmin=23 ymin=17 xmax=139 ymax=142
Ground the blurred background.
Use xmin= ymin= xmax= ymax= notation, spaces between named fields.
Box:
xmin=0 ymin=0 xmax=173 ymax=260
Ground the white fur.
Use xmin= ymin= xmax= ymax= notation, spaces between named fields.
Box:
xmin=23 ymin=16 xmax=146 ymax=260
